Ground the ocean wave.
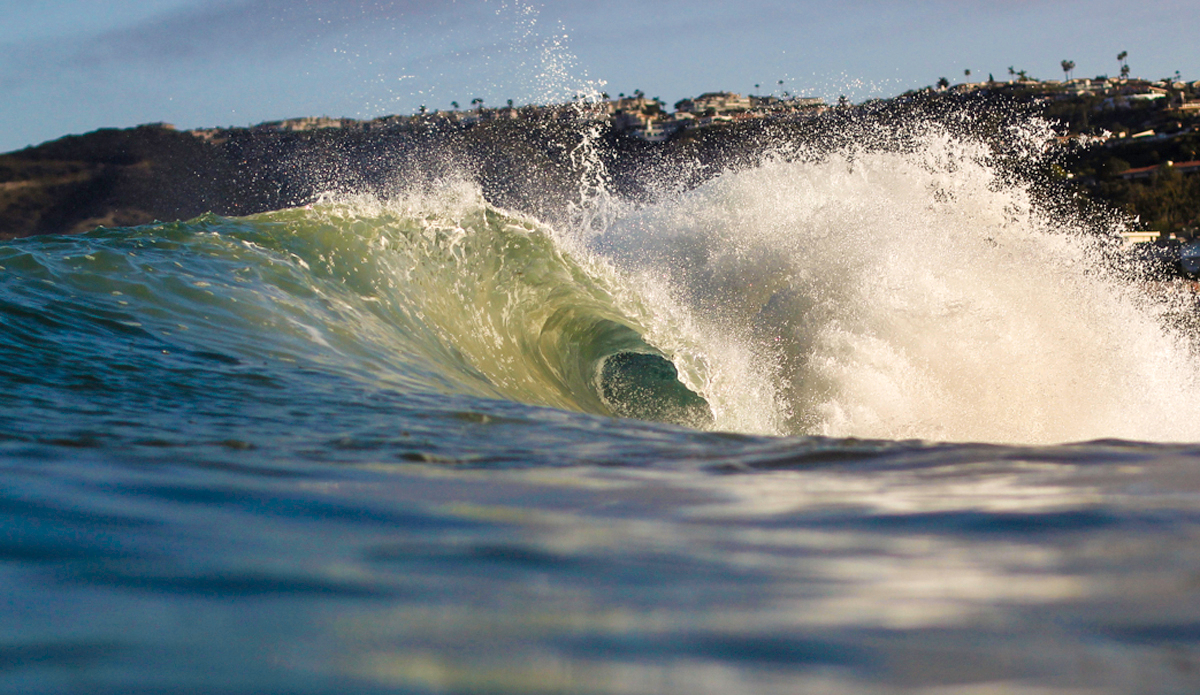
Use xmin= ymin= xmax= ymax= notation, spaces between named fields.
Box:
xmin=3 ymin=117 xmax=1200 ymax=445
xmin=0 ymin=185 xmax=714 ymax=432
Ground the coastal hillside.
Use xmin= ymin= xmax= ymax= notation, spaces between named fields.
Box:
xmin=2 ymin=81 xmax=1198 ymax=243
xmin=0 ymin=108 xmax=815 ymax=239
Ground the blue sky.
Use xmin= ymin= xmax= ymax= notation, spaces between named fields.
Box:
xmin=2 ymin=0 xmax=1198 ymax=153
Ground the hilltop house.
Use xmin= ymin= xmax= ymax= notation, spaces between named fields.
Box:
xmin=674 ymin=92 xmax=751 ymax=115
xmin=275 ymin=116 xmax=347 ymax=131
xmin=604 ymin=96 xmax=656 ymax=115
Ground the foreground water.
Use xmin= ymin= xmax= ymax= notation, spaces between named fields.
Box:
xmin=4 ymin=123 xmax=1200 ymax=693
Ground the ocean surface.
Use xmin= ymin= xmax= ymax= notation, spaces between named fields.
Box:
xmin=4 ymin=115 xmax=1200 ymax=694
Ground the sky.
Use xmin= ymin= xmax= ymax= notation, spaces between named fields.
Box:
xmin=2 ymin=0 xmax=1199 ymax=153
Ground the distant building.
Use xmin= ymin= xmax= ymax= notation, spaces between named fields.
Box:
xmin=270 ymin=116 xmax=345 ymax=131
xmin=693 ymin=114 xmax=734 ymax=128
xmin=189 ymin=129 xmax=226 ymax=144
xmin=612 ymin=110 xmax=652 ymax=131
xmin=605 ymin=96 xmax=655 ymax=115
xmin=675 ymin=92 xmax=751 ymax=115
xmin=1118 ymin=160 xmax=1200 ymax=180
xmin=630 ymin=120 xmax=673 ymax=142
xmin=1120 ymin=230 xmax=1161 ymax=245
xmin=668 ymin=112 xmax=697 ymax=129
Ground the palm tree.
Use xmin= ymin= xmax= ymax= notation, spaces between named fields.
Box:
xmin=1061 ymin=60 xmax=1075 ymax=81
xmin=936 ymin=76 xmax=950 ymax=90
xmin=1118 ymin=51 xmax=1130 ymax=79
xmin=964 ymin=69 xmax=972 ymax=80
xmin=450 ymin=101 xmax=459 ymax=110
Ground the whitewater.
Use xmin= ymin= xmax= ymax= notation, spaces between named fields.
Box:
xmin=4 ymin=109 xmax=1200 ymax=694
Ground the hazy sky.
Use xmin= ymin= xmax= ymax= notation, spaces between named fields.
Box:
xmin=2 ymin=0 xmax=1198 ymax=152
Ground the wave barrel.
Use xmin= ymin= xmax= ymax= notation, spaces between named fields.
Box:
xmin=599 ymin=351 xmax=713 ymax=428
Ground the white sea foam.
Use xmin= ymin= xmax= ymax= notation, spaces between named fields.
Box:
xmin=593 ymin=121 xmax=1200 ymax=443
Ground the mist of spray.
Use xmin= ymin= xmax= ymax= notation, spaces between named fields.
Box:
xmin=589 ymin=117 xmax=1200 ymax=443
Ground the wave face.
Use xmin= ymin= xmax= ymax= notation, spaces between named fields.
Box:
xmin=0 ymin=183 xmax=713 ymax=442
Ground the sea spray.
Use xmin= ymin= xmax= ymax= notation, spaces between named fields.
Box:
xmin=592 ymin=117 xmax=1200 ymax=443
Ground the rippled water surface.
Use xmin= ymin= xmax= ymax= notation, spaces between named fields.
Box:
xmin=6 ymin=435 xmax=1200 ymax=694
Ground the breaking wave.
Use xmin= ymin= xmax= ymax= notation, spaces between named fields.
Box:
xmin=3 ymin=114 xmax=1199 ymax=444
